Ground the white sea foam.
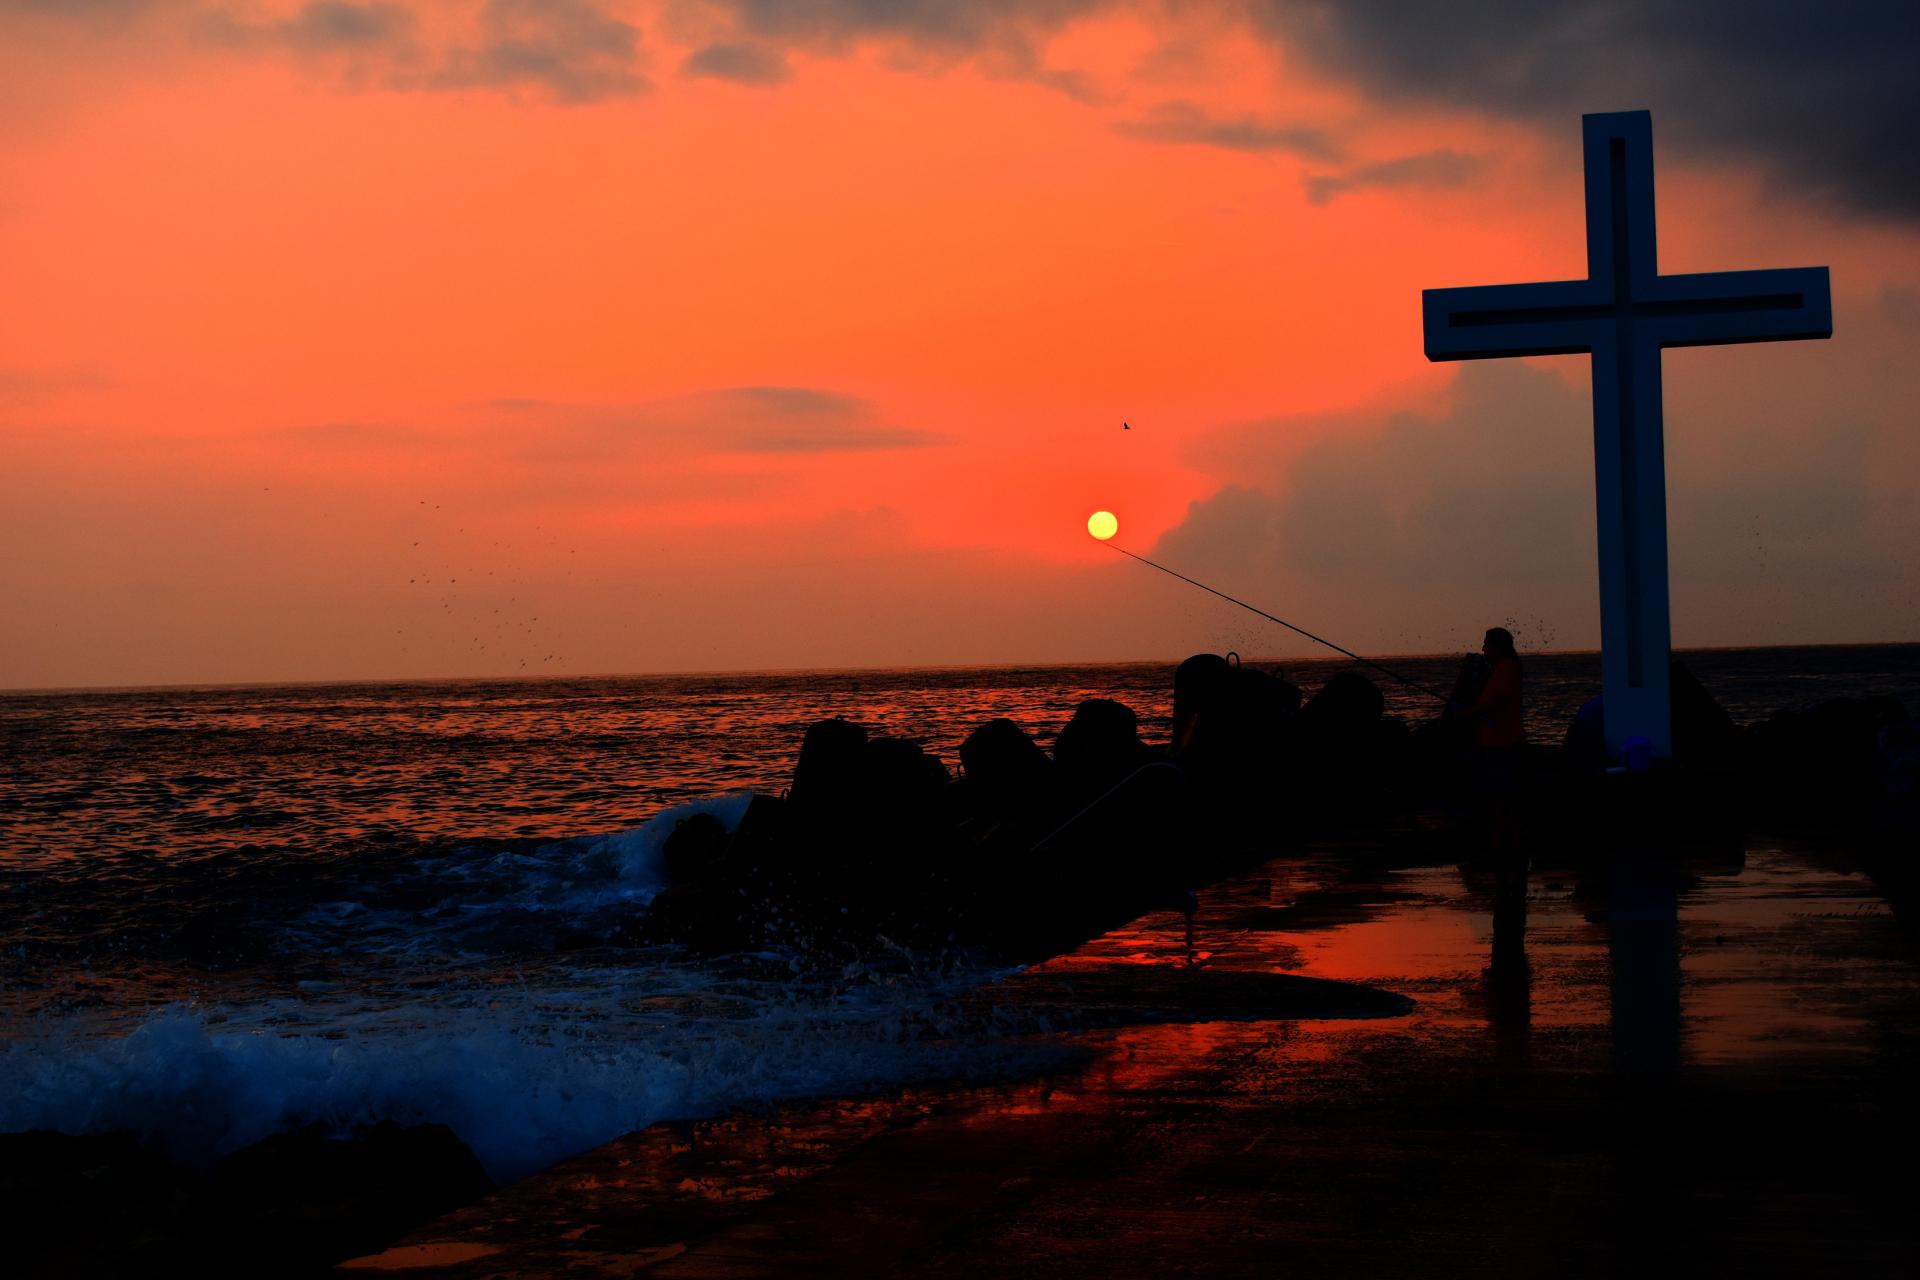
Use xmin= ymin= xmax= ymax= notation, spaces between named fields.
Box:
xmin=283 ymin=790 xmax=758 ymax=957
xmin=0 ymin=790 xmax=1072 ymax=1183
xmin=0 ymin=960 xmax=1061 ymax=1183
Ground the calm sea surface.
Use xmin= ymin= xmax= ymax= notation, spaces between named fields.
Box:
xmin=1 ymin=645 xmax=1914 ymax=1180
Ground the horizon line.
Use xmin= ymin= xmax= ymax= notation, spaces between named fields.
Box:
xmin=5 ymin=638 xmax=1916 ymax=698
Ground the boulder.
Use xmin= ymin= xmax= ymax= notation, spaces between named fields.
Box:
xmin=1562 ymin=695 xmax=1608 ymax=773
xmin=1300 ymin=670 xmax=1386 ymax=733
xmin=1053 ymin=698 xmax=1146 ymax=803
xmin=210 ymin=1121 xmax=493 ymax=1263
xmin=1744 ymin=695 xmax=1914 ymax=824
xmin=862 ymin=736 xmax=951 ymax=826
xmin=1671 ymin=660 xmax=1741 ymax=767
xmin=0 ymin=1121 xmax=494 ymax=1278
xmin=0 ymin=1130 xmax=188 ymax=1271
xmin=1171 ymin=653 xmax=1235 ymax=753
xmin=1170 ymin=656 xmax=1299 ymax=775
xmin=788 ymin=717 xmax=869 ymax=820
xmin=661 ymin=811 xmax=731 ymax=883
xmin=958 ymin=718 xmax=1052 ymax=813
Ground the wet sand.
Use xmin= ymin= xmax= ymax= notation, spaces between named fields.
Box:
xmin=340 ymin=825 xmax=1920 ymax=1277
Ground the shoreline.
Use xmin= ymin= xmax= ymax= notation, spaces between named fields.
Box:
xmin=338 ymin=822 xmax=1920 ymax=1277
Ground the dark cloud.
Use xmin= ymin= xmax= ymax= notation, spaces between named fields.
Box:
xmin=1304 ymin=149 xmax=1481 ymax=205
xmin=280 ymin=0 xmax=415 ymax=49
xmin=0 ymin=0 xmax=159 ymax=14
xmin=729 ymin=426 xmax=943 ymax=453
xmin=199 ymin=0 xmax=645 ymax=102
xmin=435 ymin=0 xmax=646 ymax=102
xmin=199 ymin=2 xmax=419 ymax=58
xmin=1161 ymin=363 xmax=1594 ymax=591
xmin=702 ymin=0 xmax=1110 ymax=99
xmin=681 ymin=40 xmax=790 ymax=85
xmin=1112 ymin=99 xmax=1340 ymax=158
xmin=727 ymin=386 xmax=864 ymax=416
xmin=1254 ymin=0 xmax=1920 ymax=221
xmin=656 ymin=385 xmax=947 ymax=453
xmin=713 ymin=0 xmax=1104 ymax=52
xmin=471 ymin=385 xmax=944 ymax=461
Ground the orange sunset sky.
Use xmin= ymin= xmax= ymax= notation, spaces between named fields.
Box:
xmin=3 ymin=1 xmax=1916 ymax=688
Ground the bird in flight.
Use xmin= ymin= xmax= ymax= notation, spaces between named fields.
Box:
xmin=1123 ymin=421 xmax=1130 ymax=430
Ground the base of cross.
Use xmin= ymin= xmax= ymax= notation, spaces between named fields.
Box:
xmin=1538 ymin=660 xmax=1748 ymax=855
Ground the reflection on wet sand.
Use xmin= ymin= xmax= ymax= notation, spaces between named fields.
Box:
xmin=1603 ymin=858 xmax=1686 ymax=1078
xmin=1484 ymin=870 xmax=1532 ymax=1070
xmin=345 ymin=835 xmax=1918 ymax=1277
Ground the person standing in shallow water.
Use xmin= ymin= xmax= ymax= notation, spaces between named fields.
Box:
xmin=1455 ymin=627 xmax=1527 ymax=869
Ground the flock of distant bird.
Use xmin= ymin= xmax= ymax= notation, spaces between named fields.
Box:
xmin=393 ymin=499 xmax=576 ymax=673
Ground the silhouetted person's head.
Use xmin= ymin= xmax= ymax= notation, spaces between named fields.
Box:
xmin=1482 ymin=627 xmax=1517 ymax=662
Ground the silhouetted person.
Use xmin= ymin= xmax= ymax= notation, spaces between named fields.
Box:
xmin=1454 ymin=627 xmax=1527 ymax=874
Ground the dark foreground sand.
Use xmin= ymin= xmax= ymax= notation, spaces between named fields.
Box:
xmin=340 ymin=824 xmax=1920 ymax=1277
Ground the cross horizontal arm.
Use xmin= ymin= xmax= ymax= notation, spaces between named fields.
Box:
xmin=1642 ymin=266 xmax=1831 ymax=348
xmin=1423 ymin=279 xmax=1606 ymax=361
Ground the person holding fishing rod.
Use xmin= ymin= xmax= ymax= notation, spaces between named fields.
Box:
xmin=1452 ymin=627 xmax=1527 ymax=870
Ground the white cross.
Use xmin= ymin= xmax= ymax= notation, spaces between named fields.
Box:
xmin=1423 ymin=111 xmax=1831 ymax=761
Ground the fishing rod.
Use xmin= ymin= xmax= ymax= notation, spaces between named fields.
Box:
xmin=1103 ymin=541 xmax=1456 ymax=705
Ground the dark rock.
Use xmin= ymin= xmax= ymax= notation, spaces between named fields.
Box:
xmin=1053 ymin=699 xmax=1146 ymax=803
xmin=1011 ymin=761 xmax=1193 ymax=960
xmin=958 ymin=718 xmax=1052 ymax=812
xmin=789 ymin=717 xmax=868 ymax=818
xmin=1170 ymin=657 xmax=1299 ymax=777
xmin=211 ymin=1121 xmax=493 ymax=1263
xmin=1562 ymin=695 xmax=1607 ymax=774
xmin=1877 ymin=717 xmax=1919 ymax=820
xmin=1671 ymin=660 xmax=1740 ymax=767
xmin=1744 ymin=695 xmax=1914 ymax=825
xmin=0 ymin=1130 xmax=189 ymax=1270
xmin=636 ymin=882 xmax=742 ymax=950
xmin=1300 ymin=671 xmax=1385 ymax=731
xmin=662 ymin=812 xmax=730 ymax=883
xmin=0 ymin=1121 xmax=493 ymax=1279
xmin=1557 ymin=661 xmax=1738 ymax=775
xmin=1171 ymin=653 xmax=1235 ymax=753
xmin=1296 ymin=672 xmax=1392 ymax=811
xmin=862 ymin=737 xmax=951 ymax=825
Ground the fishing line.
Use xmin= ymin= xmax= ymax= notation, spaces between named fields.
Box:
xmin=1104 ymin=542 xmax=1454 ymax=704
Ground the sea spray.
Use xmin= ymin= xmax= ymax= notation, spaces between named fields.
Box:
xmin=0 ymin=954 xmax=1078 ymax=1183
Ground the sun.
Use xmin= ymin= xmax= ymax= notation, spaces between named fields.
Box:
xmin=1086 ymin=510 xmax=1118 ymax=541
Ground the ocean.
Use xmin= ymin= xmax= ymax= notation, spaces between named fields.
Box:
xmin=2 ymin=645 xmax=1914 ymax=1182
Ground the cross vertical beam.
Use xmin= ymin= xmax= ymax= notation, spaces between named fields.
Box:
xmin=1422 ymin=111 xmax=1831 ymax=761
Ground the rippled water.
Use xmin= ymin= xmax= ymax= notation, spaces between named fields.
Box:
xmin=0 ymin=645 xmax=1912 ymax=1180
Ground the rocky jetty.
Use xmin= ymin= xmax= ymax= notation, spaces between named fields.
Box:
xmin=637 ymin=654 xmax=1420 ymax=962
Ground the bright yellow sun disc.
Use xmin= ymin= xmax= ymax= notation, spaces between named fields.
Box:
xmin=1087 ymin=510 xmax=1118 ymax=541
